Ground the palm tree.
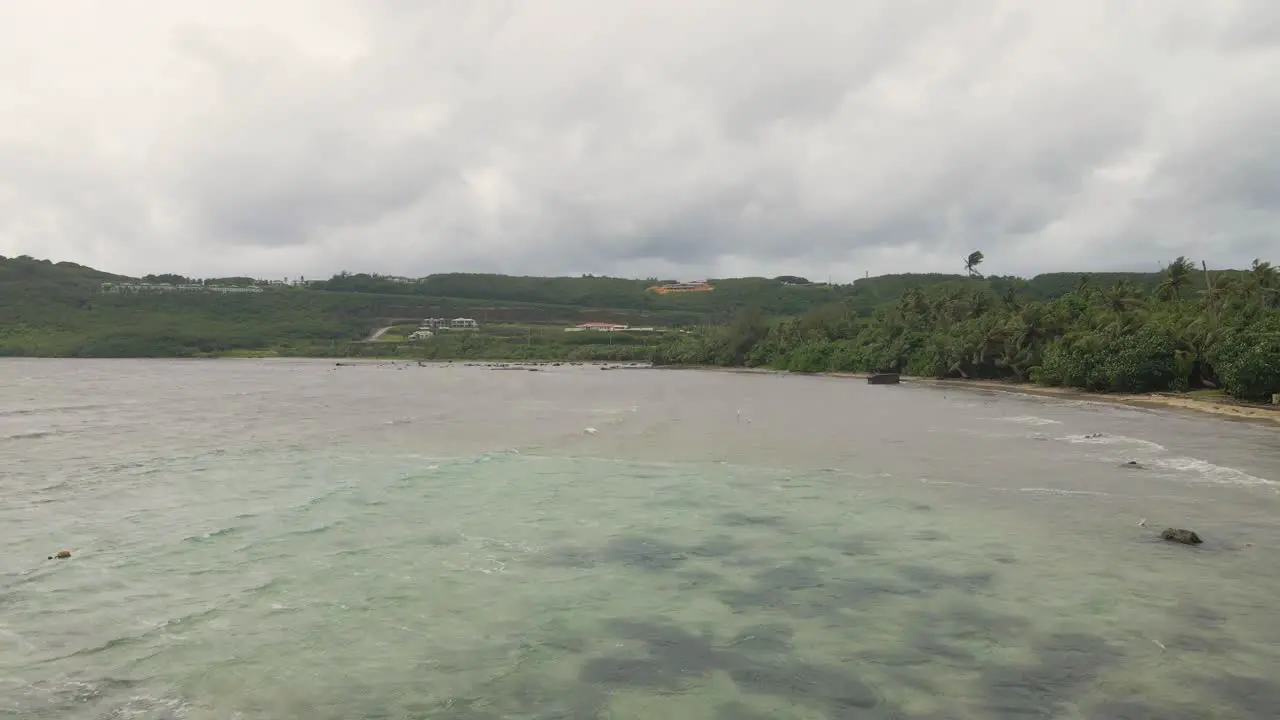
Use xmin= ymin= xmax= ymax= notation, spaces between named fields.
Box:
xmin=1156 ymin=256 xmax=1195 ymax=301
xmin=999 ymin=285 xmax=1020 ymax=310
xmin=968 ymin=314 xmax=1006 ymax=373
xmin=1100 ymin=279 xmax=1140 ymax=313
xmin=1201 ymin=274 xmax=1237 ymax=307
xmin=1074 ymin=274 xmax=1093 ymax=295
xmin=964 ymin=251 xmax=985 ymax=278
xmin=1244 ymin=258 xmax=1278 ymax=308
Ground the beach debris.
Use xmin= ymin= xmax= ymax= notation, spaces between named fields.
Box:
xmin=49 ymin=550 xmax=71 ymax=560
xmin=1160 ymin=528 xmax=1203 ymax=545
xmin=584 ymin=427 xmax=598 ymax=435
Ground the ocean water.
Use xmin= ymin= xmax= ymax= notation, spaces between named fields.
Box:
xmin=2 ymin=359 xmax=1278 ymax=719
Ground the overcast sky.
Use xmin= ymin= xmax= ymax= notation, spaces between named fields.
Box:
xmin=1 ymin=1 xmax=1276 ymax=282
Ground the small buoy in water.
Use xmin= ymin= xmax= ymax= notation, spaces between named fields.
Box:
xmin=49 ymin=550 xmax=71 ymax=560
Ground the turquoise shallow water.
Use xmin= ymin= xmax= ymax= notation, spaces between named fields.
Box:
xmin=2 ymin=359 xmax=1278 ymax=718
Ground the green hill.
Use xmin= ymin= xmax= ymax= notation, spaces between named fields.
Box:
xmin=3 ymin=254 xmax=1273 ymax=389
xmin=313 ymin=272 xmax=852 ymax=319
xmin=0 ymin=256 xmax=850 ymax=357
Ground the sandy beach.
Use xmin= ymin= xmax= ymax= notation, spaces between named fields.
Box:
xmin=340 ymin=360 xmax=1279 ymax=425
xmin=652 ymin=365 xmax=1280 ymax=425
xmin=904 ymin=377 xmax=1280 ymax=424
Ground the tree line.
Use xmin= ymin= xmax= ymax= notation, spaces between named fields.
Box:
xmin=4 ymin=252 xmax=1277 ymax=401
xmin=651 ymin=256 xmax=1280 ymax=401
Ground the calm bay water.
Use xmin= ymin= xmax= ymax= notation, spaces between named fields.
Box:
xmin=2 ymin=358 xmax=1278 ymax=719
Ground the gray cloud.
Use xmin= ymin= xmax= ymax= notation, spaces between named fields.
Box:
xmin=0 ymin=0 xmax=1278 ymax=281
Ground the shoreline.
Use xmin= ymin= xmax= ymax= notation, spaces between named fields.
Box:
xmin=6 ymin=355 xmax=1277 ymax=425
xmin=650 ymin=364 xmax=1280 ymax=425
xmin=907 ymin=377 xmax=1280 ymax=425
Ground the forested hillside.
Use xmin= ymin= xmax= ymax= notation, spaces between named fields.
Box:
xmin=654 ymin=257 xmax=1280 ymax=401
xmin=4 ymin=252 xmax=1276 ymax=404
xmin=314 ymin=272 xmax=851 ymax=318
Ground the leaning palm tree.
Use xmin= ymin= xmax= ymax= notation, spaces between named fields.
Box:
xmin=1245 ymin=258 xmax=1279 ymax=308
xmin=963 ymin=250 xmax=985 ymax=278
xmin=1156 ymin=256 xmax=1195 ymax=301
xmin=1074 ymin=274 xmax=1093 ymax=295
xmin=1100 ymin=279 xmax=1140 ymax=313
xmin=1251 ymin=258 xmax=1278 ymax=286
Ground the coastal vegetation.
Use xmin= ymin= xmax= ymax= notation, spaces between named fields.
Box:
xmin=654 ymin=256 xmax=1280 ymax=402
xmin=2 ymin=253 xmax=1277 ymax=402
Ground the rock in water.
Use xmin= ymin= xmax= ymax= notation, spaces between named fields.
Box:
xmin=1161 ymin=528 xmax=1203 ymax=545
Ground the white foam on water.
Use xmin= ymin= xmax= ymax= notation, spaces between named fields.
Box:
xmin=1062 ymin=433 xmax=1167 ymax=451
xmin=104 ymin=694 xmax=191 ymax=719
xmin=1148 ymin=456 xmax=1275 ymax=486
xmin=943 ymin=427 xmax=1046 ymax=441
xmin=1019 ymin=487 xmax=1111 ymax=497
xmin=0 ymin=429 xmax=58 ymax=441
xmin=996 ymin=415 xmax=1062 ymax=426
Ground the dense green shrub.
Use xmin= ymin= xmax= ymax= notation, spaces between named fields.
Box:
xmin=654 ymin=255 xmax=1280 ymax=401
xmin=1209 ymin=317 xmax=1280 ymax=400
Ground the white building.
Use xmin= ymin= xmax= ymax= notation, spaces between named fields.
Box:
xmin=101 ymin=282 xmax=263 ymax=294
xmin=450 ymin=318 xmax=478 ymax=329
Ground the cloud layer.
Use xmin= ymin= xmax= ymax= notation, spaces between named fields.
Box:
xmin=1 ymin=1 xmax=1277 ymax=280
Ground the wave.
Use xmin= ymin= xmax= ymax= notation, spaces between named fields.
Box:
xmin=1 ymin=429 xmax=58 ymax=441
xmin=282 ymin=521 xmax=345 ymax=538
xmin=1148 ymin=456 xmax=1275 ymax=486
xmin=38 ymin=606 xmax=220 ymax=665
xmin=10 ymin=678 xmax=190 ymax=719
xmin=96 ymin=693 xmax=191 ymax=719
xmin=0 ymin=402 xmax=127 ymax=418
xmin=1019 ymin=487 xmax=1111 ymax=497
xmin=182 ymin=526 xmax=239 ymax=543
xmin=1061 ymin=433 xmax=1167 ymax=451
xmin=996 ymin=415 xmax=1061 ymax=426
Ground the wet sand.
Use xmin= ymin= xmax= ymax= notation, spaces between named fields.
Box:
xmin=905 ymin=378 xmax=1280 ymax=425
xmin=663 ymin=366 xmax=1280 ymax=425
